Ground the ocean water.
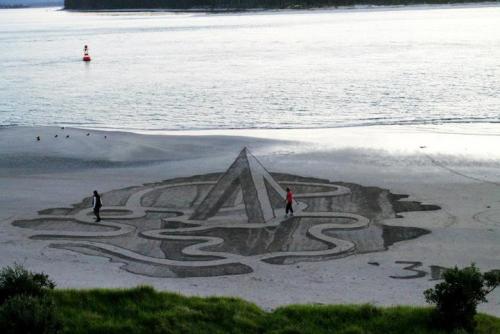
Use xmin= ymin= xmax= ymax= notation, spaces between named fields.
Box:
xmin=0 ymin=5 xmax=499 ymax=131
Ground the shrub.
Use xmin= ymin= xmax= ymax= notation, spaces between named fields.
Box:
xmin=424 ymin=264 xmax=500 ymax=332
xmin=0 ymin=294 xmax=62 ymax=334
xmin=0 ymin=264 xmax=55 ymax=304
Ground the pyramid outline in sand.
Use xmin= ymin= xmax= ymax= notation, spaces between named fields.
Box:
xmin=190 ymin=148 xmax=286 ymax=224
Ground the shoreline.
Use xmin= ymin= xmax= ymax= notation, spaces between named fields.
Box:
xmin=4 ymin=121 xmax=500 ymax=141
xmin=61 ymin=1 xmax=500 ymax=13
xmin=4 ymin=119 xmax=500 ymax=137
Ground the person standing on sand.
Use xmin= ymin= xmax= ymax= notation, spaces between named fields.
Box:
xmin=92 ymin=190 xmax=102 ymax=222
xmin=285 ymin=187 xmax=295 ymax=217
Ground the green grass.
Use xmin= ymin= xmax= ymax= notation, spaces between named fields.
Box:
xmin=51 ymin=286 xmax=500 ymax=334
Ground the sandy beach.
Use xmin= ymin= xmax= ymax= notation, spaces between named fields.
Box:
xmin=1 ymin=124 xmax=499 ymax=315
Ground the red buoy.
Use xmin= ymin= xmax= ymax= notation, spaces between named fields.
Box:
xmin=83 ymin=44 xmax=91 ymax=62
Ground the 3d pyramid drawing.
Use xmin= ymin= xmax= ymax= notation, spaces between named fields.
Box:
xmin=190 ymin=148 xmax=287 ymax=224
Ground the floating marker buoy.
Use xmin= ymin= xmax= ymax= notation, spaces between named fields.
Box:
xmin=83 ymin=44 xmax=91 ymax=62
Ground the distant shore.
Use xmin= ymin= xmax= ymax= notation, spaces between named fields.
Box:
xmin=63 ymin=1 xmax=500 ymax=12
xmin=0 ymin=4 xmax=29 ymax=8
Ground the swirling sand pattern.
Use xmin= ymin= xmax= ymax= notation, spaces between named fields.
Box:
xmin=12 ymin=149 xmax=437 ymax=278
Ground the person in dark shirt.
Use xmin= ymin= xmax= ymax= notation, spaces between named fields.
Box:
xmin=92 ymin=190 xmax=102 ymax=222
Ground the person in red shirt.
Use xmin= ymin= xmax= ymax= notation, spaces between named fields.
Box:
xmin=285 ymin=187 xmax=294 ymax=217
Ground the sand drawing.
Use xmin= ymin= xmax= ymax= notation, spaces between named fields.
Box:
xmin=13 ymin=149 xmax=439 ymax=278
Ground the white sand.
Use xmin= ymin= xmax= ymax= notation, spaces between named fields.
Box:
xmin=1 ymin=124 xmax=499 ymax=315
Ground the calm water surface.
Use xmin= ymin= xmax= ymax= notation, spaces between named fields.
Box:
xmin=0 ymin=6 xmax=499 ymax=131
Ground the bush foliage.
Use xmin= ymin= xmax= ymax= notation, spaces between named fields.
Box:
xmin=0 ymin=295 xmax=62 ymax=334
xmin=424 ymin=264 xmax=500 ymax=332
xmin=0 ymin=264 xmax=61 ymax=334
xmin=0 ymin=263 xmax=55 ymax=304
